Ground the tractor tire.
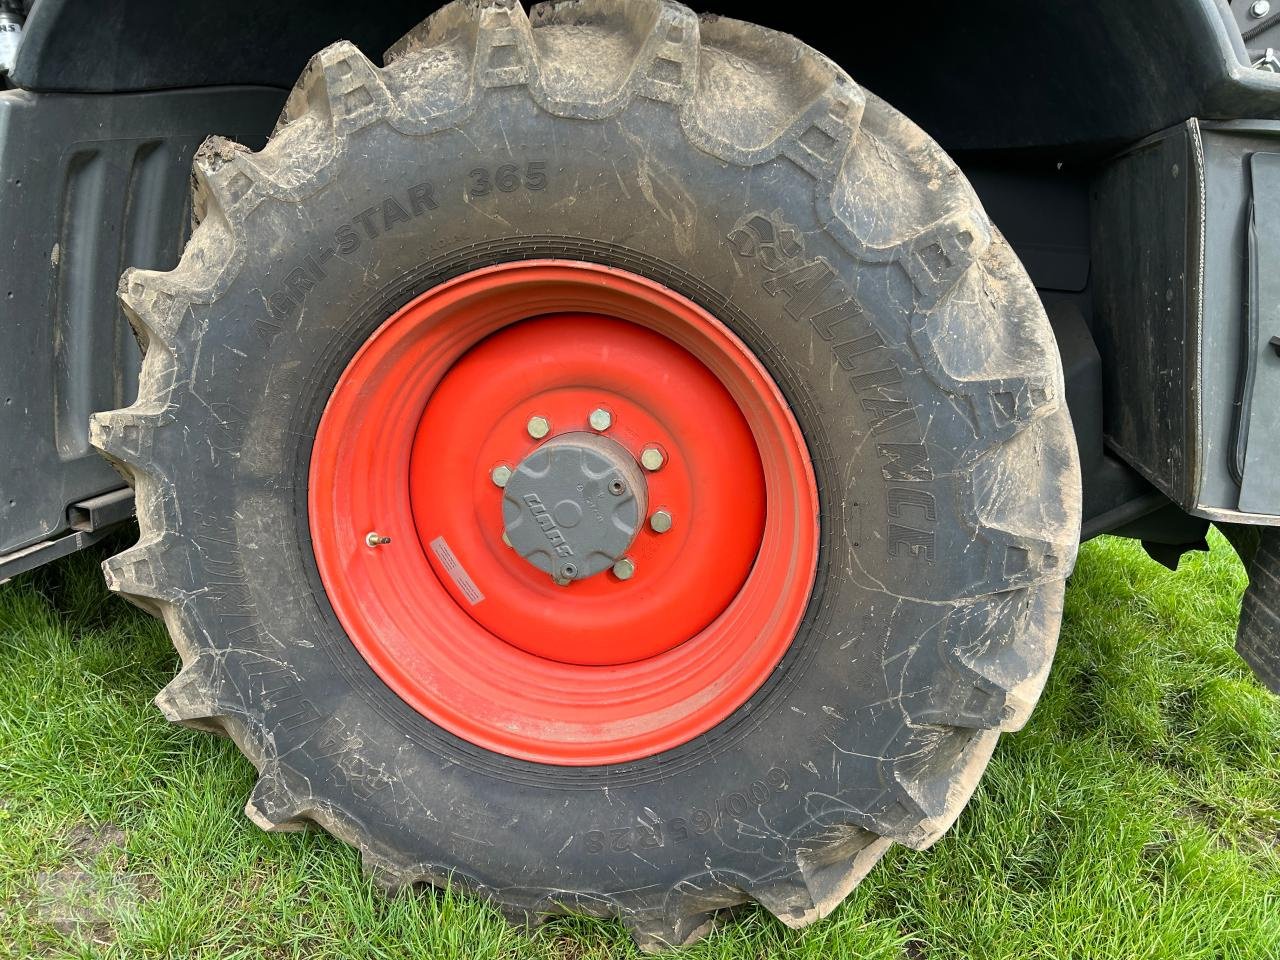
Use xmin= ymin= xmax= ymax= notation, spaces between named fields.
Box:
xmin=93 ymin=0 xmax=1081 ymax=949
xmin=1221 ymin=524 xmax=1280 ymax=694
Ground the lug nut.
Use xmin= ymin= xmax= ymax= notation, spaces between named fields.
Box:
xmin=649 ymin=509 xmax=673 ymax=534
xmin=365 ymin=532 xmax=392 ymax=547
xmin=640 ymin=445 xmax=665 ymax=471
xmin=589 ymin=407 xmax=613 ymax=431
xmin=1252 ymin=0 xmax=1271 ymax=18
xmin=527 ymin=415 xmax=550 ymax=440
xmin=501 ymin=532 xmax=512 ymax=547
xmin=491 ymin=464 xmax=512 ymax=488
xmin=612 ymin=557 xmax=635 ymax=580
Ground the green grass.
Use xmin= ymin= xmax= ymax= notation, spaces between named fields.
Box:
xmin=1 ymin=530 xmax=1277 ymax=959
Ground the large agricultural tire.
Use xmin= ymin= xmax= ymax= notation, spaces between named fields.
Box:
xmin=93 ymin=0 xmax=1081 ymax=949
xmin=1221 ymin=524 xmax=1280 ymax=694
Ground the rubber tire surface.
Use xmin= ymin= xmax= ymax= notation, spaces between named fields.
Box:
xmin=1221 ymin=524 xmax=1280 ymax=694
xmin=93 ymin=1 xmax=1081 ymax=949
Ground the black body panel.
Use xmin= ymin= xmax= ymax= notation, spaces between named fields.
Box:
xmin=11 ymin=0 xmax=1273 ymax=155
xmin=0 ymin=86 xmax=283 ymax=556
xmin=12 ymin=0 xmax=427 ymax=92
xmin=1092 ymin=119 xmax=1280 ymax=525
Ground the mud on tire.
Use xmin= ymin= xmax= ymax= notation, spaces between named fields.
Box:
xmin=93 ymin=0 xmax=1081 ymax=949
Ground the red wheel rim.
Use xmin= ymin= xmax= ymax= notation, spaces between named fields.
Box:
xmin=309 ymin=261 xmax=818 ymax=765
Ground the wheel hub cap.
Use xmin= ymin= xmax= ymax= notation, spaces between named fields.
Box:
xmin=501 ymin=432 xmax=647 ymax=584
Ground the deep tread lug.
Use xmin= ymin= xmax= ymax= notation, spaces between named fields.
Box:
xmin=472 ymin=1 xmax=539 ymax=89
xmin=245 ymin=772 xmax=311 ymax=834
xmin=528 ymin=0 xmax=697 ymax=119
xmin=360 ymin=851 xmax=415 ymax=893
xmin=1233 ymin=530 xmax=1280 ymax=694
xmin=191 ymin=136 xmax=263 ymax=229
xmin=898 ymin=209 xmax=993 ymax=307
xmin=118 ymin=269 xmax=184 ymax=354
xmin=298 ymin=41 xmax=393 ymax=136
xmin=778 ymin=83 xmax=865 ymax=181
xmin=630 ymin=1 xmax=700 ymax=106
xmin=892 ymin=728 xmax=1000 ymax=850
xmin=495 ymin=902 xmax=548 ymax=933
xmin=979 ymin=524 xmax=1068 ymax=593
xmin=154 ymin=658 xmax=231 ymax=734
xmin=795 ymin=831 xmax=893 ymax=923
xmin=935 ymin=372 xmax=1058 ymax=444
xmin=623 ymin=909 xmax=719 ymax=953
xmin=913 ymin=657 xmax=1039 ymax=733
xmin=750 ymin=829 xmax=890 ymax=928
xmin=99 ymin=535 xmax=180 ymax=617
xmin=387 ymin=0 xmax=535 ymax=88
xmin=910 ymin=661 xmax=1013 ymax=730
xmin=687 ymin=13 xmax=862 ymax=170
xmin=89 ymin=409 xmax=164 ymax=475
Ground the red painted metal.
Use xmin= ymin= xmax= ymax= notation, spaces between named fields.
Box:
xmin=309 ymin=261 xmax=818 ymax=765
xmin=411 ymin=312 xmax=763 ymax=666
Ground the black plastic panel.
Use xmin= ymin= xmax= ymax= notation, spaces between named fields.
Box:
xmin=1091 ymin=122 xmax=1202 ymax=506
xmin=0 ymin=86 xmax=283 ymax=554
xmin=1240 ymin=151 xmax=1280 ymax=512
xmin=12 ymin=0 xmax=427 ymax=92
xmin=13 ymin=0 xmax=1273 ymax=156
xmin=1090 ymin=119 xmax=1280 ymax=523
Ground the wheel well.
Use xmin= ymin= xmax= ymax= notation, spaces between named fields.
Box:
xmin=14 ymin=0 xmax=1248 ymax=154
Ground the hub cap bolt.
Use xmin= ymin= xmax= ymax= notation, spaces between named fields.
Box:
xmin=641 ymin=446 xmax=665 ymax=471
xmin=365 ymin=532 xmax=392 ymax=547
xmin=491 ymin=464 xmax=512 ymax=488
xmin=649 ymin=509 xmax=673 ymax=534
xmin=612 ymin=557 xmax=635 ymax=580
xmin=526 ymin=415 xmax=550 ymax=440
xmin=589 ymin=407 xmax=613 ymax=432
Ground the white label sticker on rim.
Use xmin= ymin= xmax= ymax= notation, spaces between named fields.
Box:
xmin=429 ymin=535 xmax=485 ymax=605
